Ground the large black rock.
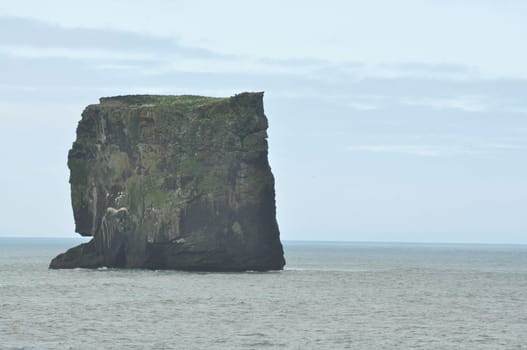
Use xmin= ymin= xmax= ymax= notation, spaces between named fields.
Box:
xmin=50 ymin=92 xmax=285 ymax=271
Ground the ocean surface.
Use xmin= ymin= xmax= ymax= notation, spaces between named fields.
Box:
xmin=1 ymin=238 xmax=526 ymax=349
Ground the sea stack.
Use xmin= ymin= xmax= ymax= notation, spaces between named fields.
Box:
xmin=50 ymin=92 xmax=285 ymax=271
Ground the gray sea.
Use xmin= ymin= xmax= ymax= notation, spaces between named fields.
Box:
xmin=1 ymin=238 xmax=527 ymax=349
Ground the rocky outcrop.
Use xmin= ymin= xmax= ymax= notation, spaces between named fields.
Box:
xmin=50 ymin=92 xmax=285 ymax=271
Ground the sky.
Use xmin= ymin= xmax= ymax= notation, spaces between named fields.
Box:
xmin=0 ymin=0 xmax=526 ymax=243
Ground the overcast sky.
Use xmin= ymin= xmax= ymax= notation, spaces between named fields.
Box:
xmin=1 ymin=0 xmax=526 ymax=243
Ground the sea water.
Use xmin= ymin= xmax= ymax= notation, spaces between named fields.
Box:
xmin=1 ymin=238 xmax=526 ymax=349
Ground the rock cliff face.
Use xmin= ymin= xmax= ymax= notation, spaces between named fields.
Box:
xmin=50 ymin=92 xmax=285 ymax=271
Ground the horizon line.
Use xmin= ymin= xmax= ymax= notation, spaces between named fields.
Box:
xmin=0 ymin=236 xmax=525 ymax=246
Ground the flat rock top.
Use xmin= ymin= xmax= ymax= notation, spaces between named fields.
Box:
xmin=98 ymin=92 xmax=263 ymax=108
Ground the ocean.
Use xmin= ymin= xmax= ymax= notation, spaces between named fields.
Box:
xmin=1 ymin=238 xmax=526 ymax=349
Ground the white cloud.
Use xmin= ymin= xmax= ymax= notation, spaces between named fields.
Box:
xmin=348 ymin=101 xmax=378 ymax=111
xmin=347 ymin=142 xmax=527 ymax=158
xmin=3 ymin=1 xmax=527 ymax=78
xmin=141 ymin=58 xmax=320 ymax=76
xmin=400 ymin=96 xmax=489 ymax=112
xmin=485 ymin=143 xmax=526 ymax=150
xmin=0 ymin=45 xmax=156 ymax=61
xmin=347 ymin=145 xmax=442 ymax=157
xmin=341 ymin=63 xmax=475 ymax=81
xmin=0 ymin=43 xmax=322 ymax=76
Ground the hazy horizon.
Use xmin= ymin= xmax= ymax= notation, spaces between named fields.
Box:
xmin=2 ymin=236 xmax=527 ymax=246
xmin=1 ymin=1 xmax=526 ymax=243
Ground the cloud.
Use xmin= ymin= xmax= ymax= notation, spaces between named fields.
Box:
xmin=347 ymin=145 xmax=442 ymax=157
xmin=0 ymin=16 xmax=213 ymax=57
xmin=348 ymin=101 xmax=378 ymax=111
xmin=347 ymin=141 xmax=527 ymax=158
xmin=485 ymin=143 xmax=526 ymax=151
xmin=339 ymin=62 xmax=476 ymax=81
xmin=0 ymin=17 xmax=325 ymax=78
xmin=399 ymin=96 xmax=488 ymax=112
xmin=1 ymin=15 xmax=527 ymax=118
xmin=0 ymin=46 xmax=157 ymax=61
xmin=0 ymin=17 xmax=506 ymax=82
